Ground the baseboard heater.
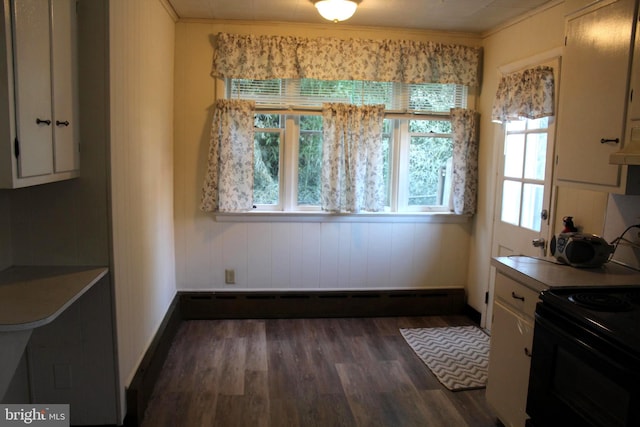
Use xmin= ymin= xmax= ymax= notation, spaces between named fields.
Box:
xmin=180 ymin=289 xmax=465 ymax=319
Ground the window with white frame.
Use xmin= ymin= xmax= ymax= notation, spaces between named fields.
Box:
xmin=229 ymin=78 xmax=468 ymax=212
xmin=500 ymin=117 xmax=550 ymax=231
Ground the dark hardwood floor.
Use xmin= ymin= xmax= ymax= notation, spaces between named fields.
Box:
xmin=141 ymin=315 xmax=498 ymax=427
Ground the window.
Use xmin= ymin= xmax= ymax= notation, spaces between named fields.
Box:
xmin=500 ymin=117 xmax=549 ymax=231
xmin=230 ymin=78 xmax=467 ymax=213
xmin=230 ymin=78 xmax=467 ymax=113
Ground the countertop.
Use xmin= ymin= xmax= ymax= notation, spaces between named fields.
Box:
xmin=492 ymin=256 xmax=640 ymax=293
xmin=0 ymin=266 xmax=108 ymax=331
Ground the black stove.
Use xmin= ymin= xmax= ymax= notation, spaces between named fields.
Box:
xmin=527 ymin=285 xmax=640 ymax=427
xmin=539 ymin=285 xmax=640 ymax=357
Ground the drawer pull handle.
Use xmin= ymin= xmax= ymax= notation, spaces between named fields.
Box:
xmin=56 ymin=120 xmax=70 ymax=127
xmin=511 ymin=291 xmax=525 ymax=301
xmin=36 ymin=118 xmax=51 ymax=126
xmin=600 ymin=138 xmax=620 ymax=144
xmin=524 ymin=348 xmax=533 ymax=358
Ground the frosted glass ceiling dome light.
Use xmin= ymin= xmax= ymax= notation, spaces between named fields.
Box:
xmin=312 ymin=0 xmax=361 ymax=23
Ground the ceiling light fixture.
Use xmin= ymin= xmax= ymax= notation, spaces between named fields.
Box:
xmin=312 ymin=0 xmax=361 ymax=23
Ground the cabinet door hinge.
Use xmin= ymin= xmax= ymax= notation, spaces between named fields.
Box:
xmin=14 ymin=137 xmax=19 ymax=158
xmin=485 ymin=291 xmax=489 ymax=304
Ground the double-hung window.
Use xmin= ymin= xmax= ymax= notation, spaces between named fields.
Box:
xmin=228 ymin=78 xmax=468 ymax=213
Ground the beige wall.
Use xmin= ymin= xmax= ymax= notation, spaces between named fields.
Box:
xmin=554 ymin=187 xmax=608 ymax=235
xmin=471 ymin=3 xmax=567 ymax=320
xmin=109 ymin=0 xmax=177 ymax=419
xmin=173 ymin=22 xmax=481 ymax=293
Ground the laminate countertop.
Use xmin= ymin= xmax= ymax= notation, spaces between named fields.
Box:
xmin=492 ymin=256 xmax=640 ymax=293
xmin=0 ymin=266 xmax=108 ymax=332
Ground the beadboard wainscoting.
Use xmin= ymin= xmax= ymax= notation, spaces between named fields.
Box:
xmin=176 ymin=220 xmax=471 ymax=291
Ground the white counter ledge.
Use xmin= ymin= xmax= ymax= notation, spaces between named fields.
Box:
xmin=492 ymin=256 xmax=640 ymax=293
xmin=0 ymin=266 xmax=108 ymax=332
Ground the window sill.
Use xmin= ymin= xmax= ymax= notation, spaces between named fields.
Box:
xmin=213 ymin=211 xmax=471 ymax=223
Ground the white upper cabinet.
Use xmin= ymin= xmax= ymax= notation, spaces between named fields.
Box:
xmin=0 ymin=0 xmax=79 ymax=188
xmin=50 ymin=0 xmax=79 ymax=174
xmin=555 ymin=0 xmax=640 ymax=193
xmin=610 ymin=12 xmax=640 ymax=165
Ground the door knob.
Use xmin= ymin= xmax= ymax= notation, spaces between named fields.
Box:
xmin=532 ymin=238 xmax=545 ymax=248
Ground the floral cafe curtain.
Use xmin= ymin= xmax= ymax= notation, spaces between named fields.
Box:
xmin=321 ymin=103 xmax=386 ymax=213
xmin=451 ymin=108 xmax=480 ymax=215
xmin=491 ymin=66 xmax=555 ymax=123
xmin=201 ymin=99 xmax=256 ymax=212
xmin=212 ymin=33 xmax=482 ymax=86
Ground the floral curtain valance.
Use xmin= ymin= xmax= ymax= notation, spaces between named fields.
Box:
xmin=491 ymin=66 xmax=555 ymax=123
xmin=212 ymin=32 xmax=483 ymax=87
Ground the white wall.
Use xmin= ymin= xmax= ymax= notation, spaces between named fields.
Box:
xmin=109 ymin=0 xmax=177 ymax=419
xmin=471 ymin=2 xmax=566 ymax=321
xmin=173 ymin=21 xmax=480 ymax=293
xmin=604 ymin=194 xmax=640 ymax=270
xmin=178 ymin=219 xmax=471 ymax=291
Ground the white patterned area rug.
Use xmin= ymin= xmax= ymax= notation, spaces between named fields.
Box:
xmin=400 ymin=325 xmax=490 ymax=391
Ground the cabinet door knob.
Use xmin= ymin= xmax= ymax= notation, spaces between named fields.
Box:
xmin=600 ymin=138 xmax=620 ymax=144
xmin=524 ymin=348 xmax=533 ymax=358
xmin=56 ymin=120 xmax=70 ymax=127
xmin=36 ymin=118 xmax=51 ymax=126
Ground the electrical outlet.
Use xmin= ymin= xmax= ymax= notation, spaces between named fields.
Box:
xmin=225 ymin=269 xmax=235 ymax=284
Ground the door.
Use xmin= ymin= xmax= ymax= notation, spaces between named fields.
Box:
xmin=12 ymin=0 xmax=54 ymax=178
xmin=486 ymin=57 xmax=560 ymax=331
xmin=555 ymin=0 xmax=635 ymax=188
xmin=51 ymin=0 xmax=79 ymax=173
xmin=485 ymin=301 xmax=534 ymax=427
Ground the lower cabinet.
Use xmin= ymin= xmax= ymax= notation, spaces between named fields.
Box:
xmin=26 ymin=276 xmax=118 ymax=425
xmin=486 ymin=273 xmax=536 ymax=427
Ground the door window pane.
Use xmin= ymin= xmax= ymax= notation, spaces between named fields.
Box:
xmin=521 ymin=183 xmax=543 ymax=231
xmin=504 ymin=134 xmax=525 ymax=178
xmin=505 ymin=120 xmax=526 ymax=132
xmin=527 ymin=116 xmax=549 ymax=130
xmin=524 ymin=133 xmax=547 ymax=180
xmin=501 ymin=180 xmax=522 ymax=225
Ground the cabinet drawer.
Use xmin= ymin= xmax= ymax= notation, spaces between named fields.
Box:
xmin=495 ymin=273 xmax=539 ymax=318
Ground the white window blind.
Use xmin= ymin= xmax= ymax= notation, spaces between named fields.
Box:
xmin=228 ymin=78 xmax=467 ymax=114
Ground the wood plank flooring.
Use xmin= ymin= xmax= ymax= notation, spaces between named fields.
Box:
xmin=141 ymin=315 xmax=498 ymax=427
